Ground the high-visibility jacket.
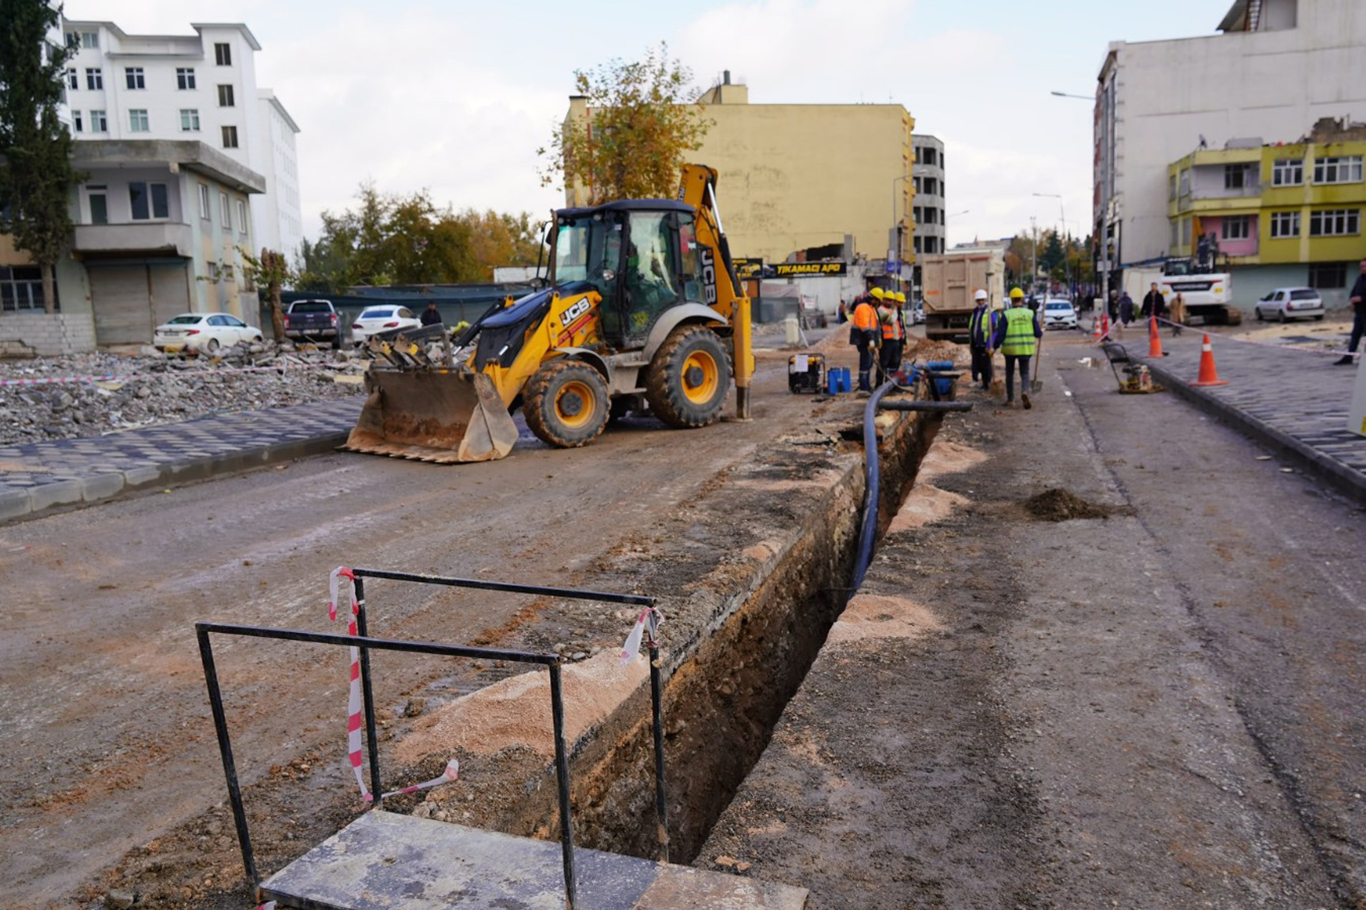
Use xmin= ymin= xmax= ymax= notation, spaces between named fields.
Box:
xmin=880 ymin=305 xmax=904 ymax=340
xmin=998 ymin=305 xmax=1039 ymax=356
xmin=852 ymin=302 xmax=879 ymax=331
xmin=968 ymin=305 xmax=997 ymax=348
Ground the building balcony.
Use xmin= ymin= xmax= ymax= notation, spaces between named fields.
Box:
xmin=73 ymin=222 xmax=194 ymax=259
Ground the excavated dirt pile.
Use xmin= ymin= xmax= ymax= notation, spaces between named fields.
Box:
xmin=1024 ymin=487 xmax=1119 ymax=522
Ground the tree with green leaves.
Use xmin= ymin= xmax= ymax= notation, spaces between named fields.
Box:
xmin=539 ymin=42 xmax=709 ymax=203
xmin=0 ymin=0 xmax=81 ymax=313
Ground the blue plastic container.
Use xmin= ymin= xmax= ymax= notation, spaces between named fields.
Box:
xmin=926 ymin=360 xmax=954 ymax=397
xmin=837 ymin=367 xmax=851 ymax=393
xmin=826 ymin=370 xmax=841 ymax=395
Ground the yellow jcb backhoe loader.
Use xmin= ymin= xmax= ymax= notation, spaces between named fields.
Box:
xmin=342 ymin=164 xmax=754 ymax=463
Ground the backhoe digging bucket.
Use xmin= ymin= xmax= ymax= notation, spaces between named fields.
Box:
xmin=341 ymin=370 xmax=518 ymax=463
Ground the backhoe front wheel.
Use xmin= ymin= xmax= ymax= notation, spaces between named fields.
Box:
xmin=645 ymin=326 xmax=731 ymax=429
xmin=524 ymin=359 xmax=609 ymax=448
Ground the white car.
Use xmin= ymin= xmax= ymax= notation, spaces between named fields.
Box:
xmin=153 ymin=312 xmax=263 ymax=354
xmin=1254 ymin=288 xmax=1325 ymax=323
xmin=1042 ymin=300 xmax=1079 ymax=330
xmin=351 ymin=306 xmax=422 ymax=344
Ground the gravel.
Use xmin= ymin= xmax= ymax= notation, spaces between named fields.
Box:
xmin=0 ymin=341 xmax=367 ymax=446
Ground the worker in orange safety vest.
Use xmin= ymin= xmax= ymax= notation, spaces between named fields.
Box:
xmin=849 ymin=287 xmax=882 ymax=392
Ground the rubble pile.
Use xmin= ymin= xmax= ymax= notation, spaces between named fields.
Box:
xmin=0 ymin=341 xmax=367 ymax=446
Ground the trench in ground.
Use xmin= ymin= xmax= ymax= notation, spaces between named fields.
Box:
xmin=553 ymin=408 xmax=944 ymax=865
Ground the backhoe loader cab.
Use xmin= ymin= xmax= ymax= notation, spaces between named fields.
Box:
xmin=342 ymin=164 xmax=753 ymax=464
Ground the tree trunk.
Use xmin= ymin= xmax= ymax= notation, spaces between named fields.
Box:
xmin=269 ymin=280 xmax=285 ymax=340
xmin=40 ymin=262 xmax=55 ymax=314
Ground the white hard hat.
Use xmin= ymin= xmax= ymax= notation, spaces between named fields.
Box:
xmin=973 ymin=289 xmax=988 ymax=301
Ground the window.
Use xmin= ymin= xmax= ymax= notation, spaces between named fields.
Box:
xmin=1223 ymin=216 xmax=1250 ymax=240
xmin=1181 ymin=217 xmax=1192 ymax=246
xmin=1313 ymin=156 xmax=1363 ymax=184
xmin=72 ymin=110 xmax=83 ymax=133
xmin=129 ymin=109 xmax=149 ymax=132
xmin=65 ymin=31 xmax=78 ymax=48
xmin=1224 ymin=164 xmax=1247 ymax=190
xmin=129 ymin=182 xmax=170 ymax=220
xmin=124 ymin=67 xmax=145 ymax=90
xmin=217 ymin=84 xmax=235 ymax=107
xmin=198 ymin=183 xmax=210 ymax=219
xmin=912 ymin=177 xmax=921 ymax=193
xmin=1270 ymin=211 xmax=1301 ymax=238
xmin=66 ymin=68 xmax=78 ymax=90
xmin=180 ymin=109 xmax=200 ymax=132
xmin=1309 ymin=263 xmax=1348 ymax=289
xmin=1169 ymin=174 xmax=1176 ymax=200
xmin=1 ymin=266 xmax=57 ymax=312
xmin=236 ymin=200 xmax=248 ymax=232
xmin=177 ymin=67 xmax=196 ymax=90
xmin=1272 ymin=158 xmax=1303 ymax=186
xmin=220 ymin=191 xmax=230 ymax=228
xmin=1178 ymin=169 xmax=1190 ymax=196
xmin=1170 ymin=220 xmax=1180 ymax=250
xmin=89 ymin=109 xmax=107 ymax=133
xmin=85 ymin=68 xmax=102 ymax=90
xmin=214 ymin=42 xmax=232 ymax=66
xmin=1309 ymin=208 xmax=1360 ymax=236
xmin=87 ymin=185 xmax=108 ymax=224
xmin=81 ymin=31 xmax=98 ymax=49
xmin=221 ymin=125 xmax=238 ymax=148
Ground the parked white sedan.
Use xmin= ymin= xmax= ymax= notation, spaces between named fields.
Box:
xmin=1042 ymin=300 xmax=1079 ymax=330
xmin=351 ymin=306 xmax=423 ymax=345
xmin=1254 ymin=288 xmax=1325 ymax=322
xmin=153 ymin=313 xmax=263 ymax=353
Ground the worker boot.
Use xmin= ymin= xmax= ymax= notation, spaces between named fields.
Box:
xmin=857 ymin=371 xmax=872 ymax=392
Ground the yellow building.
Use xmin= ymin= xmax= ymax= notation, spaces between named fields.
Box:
xmin=564 ymin=76 xmax=915 ymax=268
xmin=1168 ymin=122 xmax=1366 ymax=307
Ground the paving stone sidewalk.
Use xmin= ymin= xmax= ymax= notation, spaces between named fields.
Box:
xmin=1135 ymin=329 xmax=1366 ymax=505
xmin=0 ymin=396 xmax=363 ymax=523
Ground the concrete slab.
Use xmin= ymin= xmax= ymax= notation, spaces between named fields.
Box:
xmin=27 ymin=478 xmax=83 ymax=512
xmin=0 ymin=487 xmax=31 ymax=521
xmin=260 ymin=810 xmax=806 ymax=910
xmin=81 ymin=472 xmax=124 ymax=502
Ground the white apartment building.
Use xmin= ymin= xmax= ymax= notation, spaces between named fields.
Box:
xmin=1095 ymin=0 xmax=1366 ymax=281
xmin=911 ymin=135 xmax=946 ymax=258
xmin=60 ymin=20 xmax=302 ymax=265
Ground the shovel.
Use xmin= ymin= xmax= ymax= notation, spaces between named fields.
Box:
xmin=1031 ymin=311 xmax=1044 ymax=393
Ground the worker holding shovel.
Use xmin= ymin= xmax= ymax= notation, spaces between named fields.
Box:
xmin=992 ymin=287 xmax=1043 ymax=409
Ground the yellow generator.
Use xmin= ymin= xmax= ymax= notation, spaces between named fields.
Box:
xmin=343 ymin=164 xmax=754 ymax=463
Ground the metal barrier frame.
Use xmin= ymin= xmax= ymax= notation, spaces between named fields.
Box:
xmin=196 ymin=570 xmax=664 ymax=910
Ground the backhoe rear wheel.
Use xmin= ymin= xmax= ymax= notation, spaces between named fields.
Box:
xmin=523 ymin=359 xmax=609 ymax=448
xmin=645 ymin=325 xmax=731 ymax=429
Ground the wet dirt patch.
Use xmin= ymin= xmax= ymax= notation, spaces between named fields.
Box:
xmin=826 ymin=594 xmax=944 ymax=645
xmin=1024 ymin=488 xmax=1124 ymax=522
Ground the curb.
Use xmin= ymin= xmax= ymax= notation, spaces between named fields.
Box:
xmin=0 ymin=431 xmax=351 ymax=525
xmin=1143 ymin=359 xmax=1366 ymax=509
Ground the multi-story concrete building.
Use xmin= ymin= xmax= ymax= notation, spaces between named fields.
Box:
xmin=563 ymin=74 xmax=915 ymax=277
xmin=1094 ymin=0 xmax=1366 ymax=298
xmin=912 ymin=135 xmax=945 ymax=258
xmin=1168 ymin=120 xmax=1366 ymax=307
xmin=61 ymin=20 xmax=301 ymax=264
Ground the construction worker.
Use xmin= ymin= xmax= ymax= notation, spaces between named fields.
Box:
xmin=849 ymin=288 xmax=882 ymax=392
xmin=991 ymin=286 xmax=1042 ymax=408
xmin=877 ymin=290 xmax=906 ymax=386
xmin=967 ymin=289 xmax=997 ymax=390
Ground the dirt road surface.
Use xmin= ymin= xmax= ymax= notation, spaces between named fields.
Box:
xmin=0 ymin=342 xmax=861 ymax=909
xmin=702 ymin=331 xmax=1366 ymax=907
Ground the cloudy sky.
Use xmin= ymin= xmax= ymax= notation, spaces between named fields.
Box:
xmin=66 ymin=0 xmax=1235 ymax=249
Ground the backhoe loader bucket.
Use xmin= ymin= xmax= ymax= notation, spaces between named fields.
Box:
xmin=341 ymin=369 xmax=518 ymax=463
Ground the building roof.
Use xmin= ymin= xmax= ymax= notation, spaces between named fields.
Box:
xmin=1219 ymin=0 xmax=1252 ymax=32
xmin=190 ymin=23 xmax=262 ymax=50
xmin=72 ymin=140 xmax=266 ymax=194
xmin=259 ymin=90 xmax=301 ymax=134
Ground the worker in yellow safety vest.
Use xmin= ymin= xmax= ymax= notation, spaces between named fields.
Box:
xmin=849 ymin=288 xmax=883 ymax=392
xmin=989 ymin=286 xmax=1042 ymax=409
xmin=877 ymin=291 xmax=906 ymax=385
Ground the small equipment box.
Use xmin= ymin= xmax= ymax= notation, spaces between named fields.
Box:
xmin=788 ymin=352 xmax=826 ymax=393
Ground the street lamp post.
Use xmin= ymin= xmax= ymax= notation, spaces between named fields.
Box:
xmin=1051 ymin=88 xmax=1108 ymax=317
xmin=891 ymin=173 xmax=910 ymax=287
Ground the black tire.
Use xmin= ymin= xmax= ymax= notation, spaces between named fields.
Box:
xmin=1255 ymin=308 xmax=1263 ymax=322
xmin=1313 ymin=314 xmax=1324 ymax=321
xmin=523 ymin=359 xmax=609 ymax=448
xmin=1278 ymin=309 xmax=1287 ymax=323
xmin=206 ymin=338 xmax=220 ymax=353
xmin=645 ymin=326 xmax=731 ymax=429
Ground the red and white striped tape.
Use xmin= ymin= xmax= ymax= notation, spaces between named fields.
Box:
xmin=1151 ymin=315 xmax=1357 ymax=357
xmin=0 ymin=374 xmax=120 ymax=387
xmin=620 ymin=606 xmax=663 ymax=664
xmin=328 ymin=566 xmax=371 ymax=802
xmin=0 ymin=360 xmax=359 ymax=389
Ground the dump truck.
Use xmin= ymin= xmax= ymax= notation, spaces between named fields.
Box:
xmin=342 ymin=164 xmax=754 ymax=463
xmin=919 ymin=249 xmax=1005 ymax=343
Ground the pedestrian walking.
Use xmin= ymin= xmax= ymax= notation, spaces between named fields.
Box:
xmin=1118 ymin=291 xmax=1135 ymax=325
xmin=1336 ymin=258 xmax=1366 ymax=365
xmin=877 ymin=291 xmax=907 ymax=386
xmin=1141 ymin=282 xmax=1167 ymax=320
xmin=1168 ymin=292 xmax=1186 ymax=336
xmin=967 ymin=288 xmax=997 ymax=390
xmin=991 ymin=287 xmax=1042 ymax=408
xmin=420 ymin=301 xmax=442 ymax=326
xmin=849 ymin=289 xmax=882 ymax=392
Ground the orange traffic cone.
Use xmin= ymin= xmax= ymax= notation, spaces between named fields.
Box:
xmin=1148 ymin=316 xmax=1163 ymax=357
xmin=1191 ymin=334 xmax=1229 ymax=387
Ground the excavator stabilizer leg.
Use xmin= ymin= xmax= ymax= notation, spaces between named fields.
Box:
xmin=341 ymin=370 xmax=518 ymax=464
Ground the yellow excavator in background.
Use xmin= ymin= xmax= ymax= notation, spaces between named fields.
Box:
xmin=342 ymin=164 xmax=754 ymax=463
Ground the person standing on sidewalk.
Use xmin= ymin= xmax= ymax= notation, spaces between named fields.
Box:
xmin=420 ymin=301 xmax=442 ymax=326
xmin=850 ymin=289 xmax=882 ymax=392
xmin=1168 ymin=292 xmax=1187 ymax=337
xmin=1337 ymin=258 xmax=1366 ymax=365
xmin=967 ymin=289 xmax=997 ymax=390
xmin=992 ymin=287 xmax=1042 ymax=408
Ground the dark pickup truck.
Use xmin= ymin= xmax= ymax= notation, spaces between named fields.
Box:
xmin=284 ymin=299 xmax=345 ymax=348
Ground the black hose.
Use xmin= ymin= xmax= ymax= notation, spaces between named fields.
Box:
xmin=851 ymin=381 xmax=895 ymax=590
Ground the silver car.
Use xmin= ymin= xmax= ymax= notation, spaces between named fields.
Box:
xmin=1042 ymin=300 xmax=1079 ymax=330
xmin=1254 ymin=288 xmax=1325 ymax=322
